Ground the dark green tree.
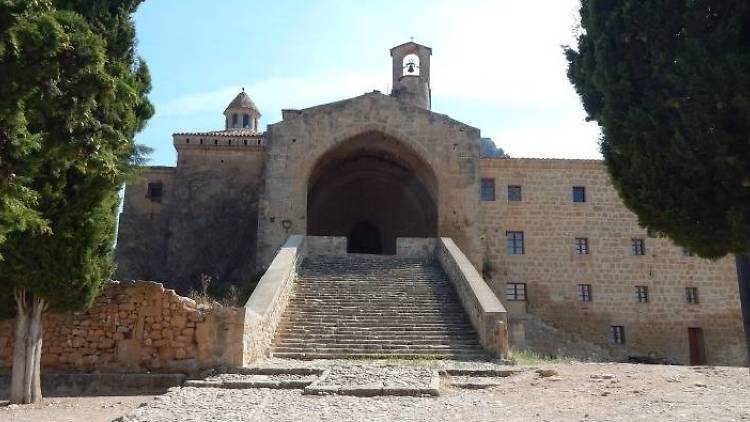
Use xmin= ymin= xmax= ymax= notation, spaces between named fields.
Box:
xmin=566 ymin=0 xmax=750 ymax=363
xmin=0 ymin=0 xmax=153 ymax=403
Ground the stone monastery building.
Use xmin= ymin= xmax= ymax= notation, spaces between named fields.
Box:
xmin=116 ymin=42 xmax=747 ymax=366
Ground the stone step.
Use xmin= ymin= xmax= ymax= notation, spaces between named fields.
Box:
xmin=272 ymin=256 xmax=483 ymax=360
xmin=275 ymin=334 xmax=479 ymax=342
xmin=282 ymin=309 xmax=467 ymax=315
xmin=275 ymin=338 xmax=479 ymax=346
xmin=271 ymin=351 xmax=489 ymax=360
xmin=278 ymin=320 xmax=474 ymax=327
xmin=272 ymin=344 xmax=484 ymax=353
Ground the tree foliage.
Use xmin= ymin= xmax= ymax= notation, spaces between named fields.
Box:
xmin=566 ymin=0 xmax=750 ymax=259
xmin=0 ymin=0 xmax=153 ymax=309
xmin=0 ymin=0 xmax=152 ymax=403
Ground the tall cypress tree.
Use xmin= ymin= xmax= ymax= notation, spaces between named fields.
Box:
xmin=0 ymin=0 xmax=152 ymax=403
xmin=566 ymin=0 xmax=750 ymax=363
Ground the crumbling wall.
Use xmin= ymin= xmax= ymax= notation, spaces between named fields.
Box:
xmin=0 ymin=281 xmax=245 ymax=372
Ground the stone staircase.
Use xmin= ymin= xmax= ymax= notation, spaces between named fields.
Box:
xmin=271 ymin=255 xmax=488 ymax=360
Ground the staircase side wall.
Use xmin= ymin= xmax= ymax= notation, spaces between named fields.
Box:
xmin=243 ymin=235 xmax=305 ymax=364
xmin=437 ymin=238 xmax=508 ymax=356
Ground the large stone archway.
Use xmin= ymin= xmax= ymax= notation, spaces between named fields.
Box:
xmin=257 ymin=93 xmax=482 ymax=268
xmin=306 ymin=132 xmax=438 ymax=254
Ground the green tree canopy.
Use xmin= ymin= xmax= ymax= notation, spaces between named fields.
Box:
xmin=0 ymin=0 xmax=152 ymax=403
xmin=566 ymin=0 xmax=750 ymax=259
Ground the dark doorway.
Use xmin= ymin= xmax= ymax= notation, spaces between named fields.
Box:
xmin=306 ymin=132 xmax=438 ymax=254
xmin=688 ymin=327 xmax=707 ymax=365
xmin=347 ymin=221 xmax=383 ymax=254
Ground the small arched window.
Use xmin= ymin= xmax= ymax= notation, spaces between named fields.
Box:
xmin=242 ymin=114 xmax=250 ymax=128
xmin=403 ymin=54 xmax=420 ymax=76
xmin=231 ymin=113 xmax=238 ymax=128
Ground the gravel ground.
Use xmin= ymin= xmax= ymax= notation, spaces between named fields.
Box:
xmin=0 ymin=396 xmax=153 ymax=422
xmin=115 ymin=362 xmax=750 ymax=422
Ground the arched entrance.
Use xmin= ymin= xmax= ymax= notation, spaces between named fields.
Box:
xmin=307 ymin=132 xmax=438 ymax=255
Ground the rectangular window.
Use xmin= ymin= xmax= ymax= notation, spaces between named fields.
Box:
xmin=146 ymin=182 xmax=163 ymax=203
xmin=577 ymin=284 xmax=593 ymax=302
xmin=575 ymin=237 xmax=590 ymax=255
xmin=610 ymin=326 xmax=626 ymax=345
xmin=507 ymin=185 xmax=522 ymax=202
xmin=506 ymin=231 xmax=525 ymax=255
xmin=635 ymin=285 xmax=649 ymax=303
xmin=573 ymin=186 xmax=586 ymax=203
xmin=686 ymin=287 xmax=699 ymax=304
xmin=505 ymin=283 xmax=527 ymax=301
xmin=632 ymin=238 xmax=646 ymax=256
xmin=481 ymin=178 xmax=496 ymax=201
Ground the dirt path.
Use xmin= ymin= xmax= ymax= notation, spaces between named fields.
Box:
xmin=0 ymin=395 xmax=154 ymax=422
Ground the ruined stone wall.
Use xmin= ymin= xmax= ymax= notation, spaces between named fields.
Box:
xmin=0 ymin=281 xmax=245 ymax=372
xmin=479 ymin=158 xmax=747 ymax=366
xmin=116 ymin=141 xmax=265 ymax=294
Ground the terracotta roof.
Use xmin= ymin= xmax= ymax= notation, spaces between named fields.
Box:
xmin=224 ymin=90 xmax=260 ymax=114
xmin=173 ymin=129 xmax=262 ymax=137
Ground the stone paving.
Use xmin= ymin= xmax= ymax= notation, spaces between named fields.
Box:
xmin=183 ymin=358 xmax=516 ymax=397
xmin=114 ymin=361 xmax=750 ymax=422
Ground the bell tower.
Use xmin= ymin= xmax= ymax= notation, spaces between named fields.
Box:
xmin=390 ymin=41 xmax=432 ymax=110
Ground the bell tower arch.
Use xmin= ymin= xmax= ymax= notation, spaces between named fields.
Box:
xmin=390 ymin=41 xmax=432 ymax=110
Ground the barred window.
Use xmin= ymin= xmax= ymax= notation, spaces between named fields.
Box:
xmin=506 ymin=231 xmax=525 ymax=255
xmin=632 ymin=238 xmax=646 ymax=256
xmin=573 ymin=186 xmax=586 ymax=203
xmin=481 ymin=178 xmax=496 ymax=201
xmin=686 ymin=287 xmax=699 ymax=304
xmin=575 ymin=238 xmax=589 ymax=255
xmin=610 ymin=326 xmax=625 ymax=345
xmin=505 ymin=283 xmax=527 ymax=301
xmin=636 ymin=285 xmax=649 ymax=303
xmin=508 ymin=185 xmax=522 ymax=202
xmin=577 ymin=284 xmax=592 ymax=302
xmin=146 ymin=182 xmax=163 ymax=203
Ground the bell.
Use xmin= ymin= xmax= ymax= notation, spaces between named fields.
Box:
xmin=406 ymin=62 xmax=415 ymax=73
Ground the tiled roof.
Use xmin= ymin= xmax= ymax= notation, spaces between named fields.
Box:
xmin=224 ymin=90 xmax=259 ymax=113
xmin=173 ymin=129 xmax=262 ymax=137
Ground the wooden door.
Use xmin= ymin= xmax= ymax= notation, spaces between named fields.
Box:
xmin=688 ymin=327 xmax=706 ymax=365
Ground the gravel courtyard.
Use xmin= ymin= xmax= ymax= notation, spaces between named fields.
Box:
xmin=2 ymin=361 xmax=748 ymax=422
xmin=113 ymin=361 xmax=750 ymax=422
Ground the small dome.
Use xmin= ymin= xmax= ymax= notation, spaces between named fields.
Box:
xmin=224 ymin=89 xmax=260 ymax=116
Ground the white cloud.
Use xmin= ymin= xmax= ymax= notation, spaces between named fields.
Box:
xmin=157 ymin=0 xmax=600 ymax=159
xmin=160 ymin=71 xmax=387 ymax=118
xmin=489 ymin=110 xmax=602 ymax=159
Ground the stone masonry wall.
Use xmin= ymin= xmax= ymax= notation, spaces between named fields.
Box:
xmin=479 ymin=158 xmax=747 ymax=366
xmin=0 ymin=281 xmax=245 ymax=372
xmin=258 ymin=92 xmax=483 ymax=269
xmin=116 ymin=142 xmax=265 ymax=294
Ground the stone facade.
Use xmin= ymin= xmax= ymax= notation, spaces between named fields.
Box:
xmin=479 ymin=158 xmax=746 ymax=365
xmin=0 ymin=281 xmax=244 ymax=372
xmin=115 ymin=41 xmax=747 ymax=365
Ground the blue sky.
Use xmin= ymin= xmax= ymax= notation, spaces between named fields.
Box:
xmin=134 ymin=0 xmax=601 ymax=166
